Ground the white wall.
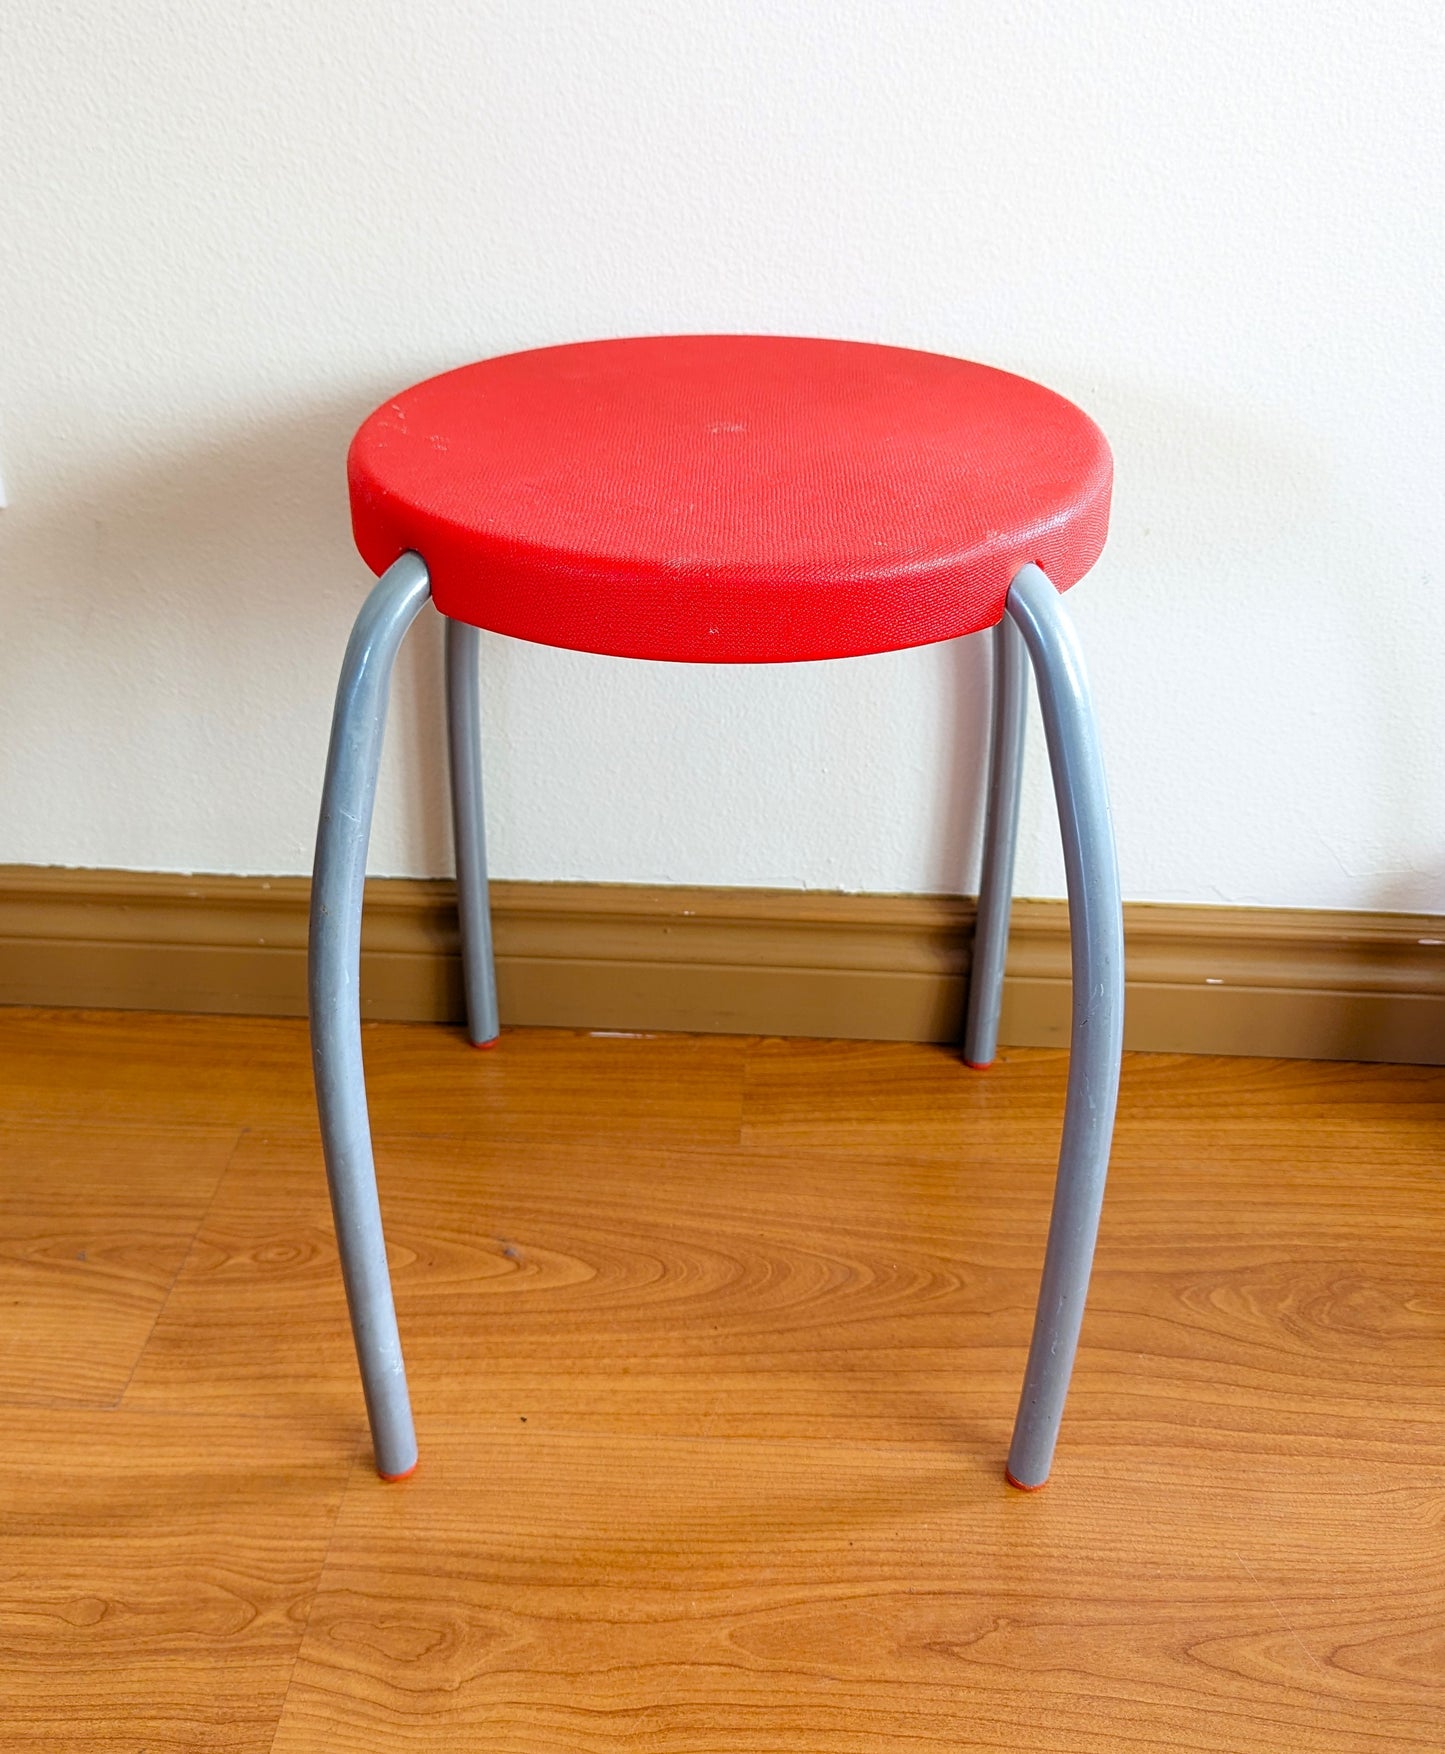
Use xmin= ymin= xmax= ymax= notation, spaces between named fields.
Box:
xmin=2 ymin=0 xmax=1441 ymax=910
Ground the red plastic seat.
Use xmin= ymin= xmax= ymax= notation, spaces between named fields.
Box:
xmin=348 ymin=334 xmax=1112 ymax=663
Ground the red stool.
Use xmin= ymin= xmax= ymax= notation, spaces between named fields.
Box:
xmin=310 ymin=335 xmax=1123 ymax=1489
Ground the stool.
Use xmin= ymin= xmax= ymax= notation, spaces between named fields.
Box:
xmin=310 ymin=335 xmax=1124 ymax=1491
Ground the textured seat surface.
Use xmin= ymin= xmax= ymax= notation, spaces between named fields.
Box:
xmin=348 ymin=335 xmax=1111 ymax=663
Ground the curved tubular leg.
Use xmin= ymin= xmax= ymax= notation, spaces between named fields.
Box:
xmin=1002 ymin=563 xmax=1124 ymax=1490
xmin=309 ymin=553 xmax=431 ymax=1480
xmin=445 ymin=619 xmax=500 ymax=1046
xmin=962 ymin=616 xmax=1029 ymax=1068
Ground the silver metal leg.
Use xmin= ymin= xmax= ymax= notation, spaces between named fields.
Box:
xmin=445 ymin=618 xmax=500 ymax=1046
xmin=309 ymin=552 xmax=430 ymax=1480
xmin=963 ymin=615 xmax=1029 ymax=1067
xmin=1001 ymin=563 xmax=1125 ymax=1489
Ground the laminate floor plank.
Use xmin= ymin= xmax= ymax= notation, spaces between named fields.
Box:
xmin=0 ymin=1008 xmax=321 ymax=1130
xmin=0 ymin=1411 xmax=353 ymax=1753
xmin=269 ymin=1424 xmax=1445 ymax=1753
xmin=122 ymin=1126 xmax=1047 ymax=1442
xmin=126 ymin=1124 xmax=1445 ymax=1457
xmin=1 ymin=1011 xmax=1440 ymax=1750
xmin=740 ymin=1040 xmax=1445 ymax=1166
xmin=0 ymin=1119 xmax=239 ymax=1405
xmin=0 ymin=1010 xmax=748 ymax=1147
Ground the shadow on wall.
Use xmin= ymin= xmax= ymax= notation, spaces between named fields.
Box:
xmin=1371 ymin=871 xmax=1445 ymax=917
xmin=934 ymin=634 xmax=992 ymax=901
xmin=9 ymin=356 xmax=1441 ymax=903
xmin=1081 ymin=372 xmax=1445 ymax=918
xmin=0 ymin=388 xmax=999 ymax=894
xmin=0 ymin=386 xmax=453 ymax=874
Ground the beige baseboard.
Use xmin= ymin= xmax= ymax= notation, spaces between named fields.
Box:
xmin=0 ymin=866 xmax=1441 ymax=1063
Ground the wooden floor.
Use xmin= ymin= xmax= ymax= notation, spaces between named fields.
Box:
xmin=1 ymin=1008 xmax=1442 ymax=1751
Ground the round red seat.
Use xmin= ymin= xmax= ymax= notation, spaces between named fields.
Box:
xmin=348 ymin=334 xmax=1111 ymax=664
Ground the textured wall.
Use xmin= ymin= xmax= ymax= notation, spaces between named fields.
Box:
xmin=2 ymin=1 xmax=1441 ymax=909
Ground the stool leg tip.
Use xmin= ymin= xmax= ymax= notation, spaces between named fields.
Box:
xmin=1005 ymin=1466 xmax=1048 ymax=1492
xmin=470 ymin=1036 xmax=500 ymax=1051
xmin=963 ymin=1058 xmax=994 ymax=1070
xmin=378 ymin=1459 xmax=419 ymax=1482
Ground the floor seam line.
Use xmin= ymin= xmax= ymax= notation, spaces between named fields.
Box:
xmin=114 ymin=1122 xmax=250 ymax=1409
xmin=266 ymin=1434 xmax=363 ymax=1754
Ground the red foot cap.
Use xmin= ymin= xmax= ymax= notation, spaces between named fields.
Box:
xmin=378 ymin=1460 xmax=419 ymax=1482
xmin=1005 ymin=1467 xmax=1048 ymax=1492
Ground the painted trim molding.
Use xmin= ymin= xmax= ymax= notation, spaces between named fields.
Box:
xmin=0 ymin=866 xmax=1441 ymax=1063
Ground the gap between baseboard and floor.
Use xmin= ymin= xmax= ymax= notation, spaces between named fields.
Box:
xmin=0 ymin=866 xmax=1441 ymax=1064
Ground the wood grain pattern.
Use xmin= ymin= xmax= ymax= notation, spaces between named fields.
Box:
xmin=742 ymin=1038 xmax=1445 ymax=1165
xmin=0 ymin=1412 xmax=352 ymax=1753
xmin=0 ymin=1007 xmax=1442 ymax=1750
xmin=272 ymin=1426 xmax=1445 ymax=1754
xmin=123 ymin=1125 xmax=1051 ymax=1438
xmin=0 ymin=1007 xmax=747 ymax=1144
xmin=125 ymin=1125 xmax=1445 ymax=1457
xmin=0 ymin=1120 xmax=238 ymax=1404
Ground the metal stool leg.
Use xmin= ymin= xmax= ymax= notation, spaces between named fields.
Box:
xmin=445 ymin=618 xmax=500 ymax=1047
xmin=309 ymin=552 xmax=430 ymax=1480
xmin=1001 ymin=563 xmax=1125 ymax=1490
xmin=963 ymin=615 xmax=1029 ymax=1067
